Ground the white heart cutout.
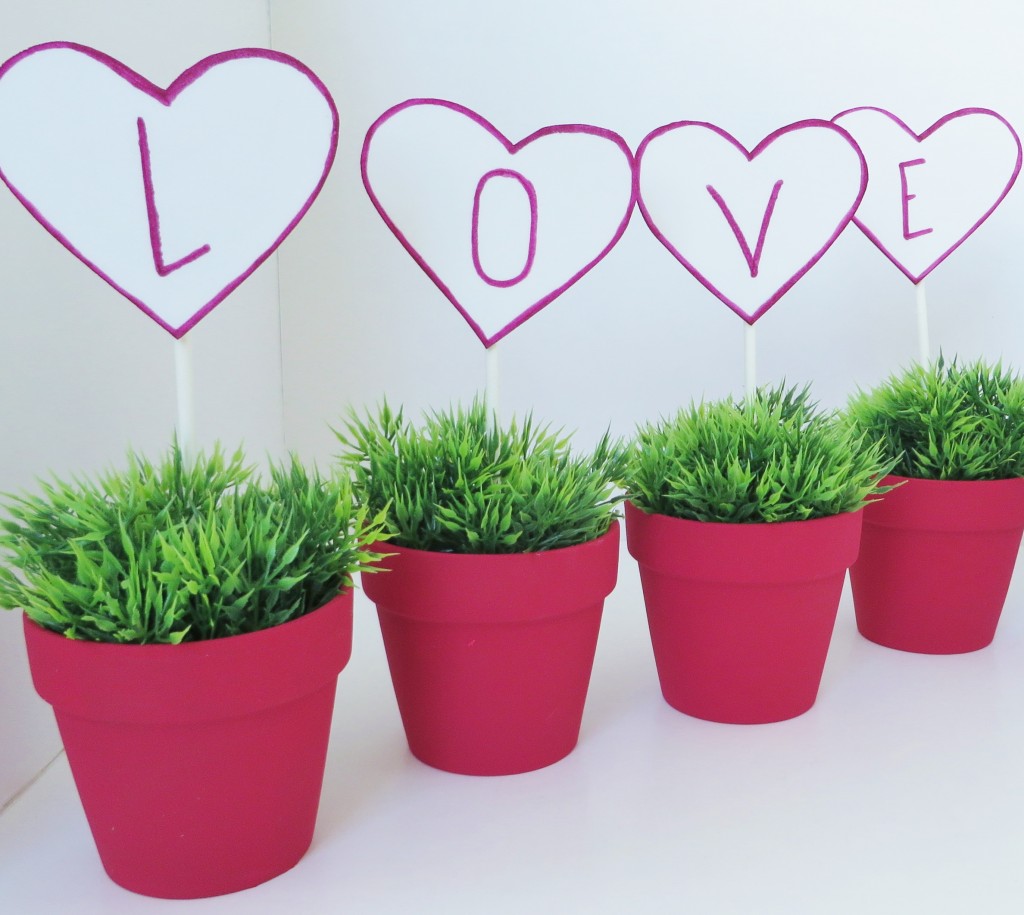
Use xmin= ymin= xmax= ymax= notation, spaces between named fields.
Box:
xmin=361 ymin=99 xmax=636 ymax=347
xmin=637 ymin=119 xmax=867 ymax=323
xmin=832 ymin=106 xmax=1022 ymax=283
xmin=0 ymin=42 xmax=338 ymax=337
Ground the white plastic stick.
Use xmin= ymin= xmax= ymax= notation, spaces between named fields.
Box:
xmin=745 ymin=322 xmax=757 ymax=399
xmin=915 ymin=281 xmax=931 ymax=364
xmin=174 ymin=335 xmax=196 ymax=461
xmin=485 ymin=341 xmax=500 ymax=417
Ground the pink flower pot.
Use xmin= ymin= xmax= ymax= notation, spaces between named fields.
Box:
xmin=850 ymin=475 xmax=1024 ymax=654
xmin=625 ymin=501 xmax=862 ymax=724
xmin=23 ymin=591 xmax=353 ymax=899
xmin=361 ymin=523 xmax=619 ymax=776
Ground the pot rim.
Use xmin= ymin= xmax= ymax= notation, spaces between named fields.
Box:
xmin=624 ymin=500 xmax=863 ymax=582
xmin=362 ymin=522 xmax=620 ymax=622
xmin=369 ymin=518 xmax=620 ymax=561
xmin=863 ymin=474 xmax=1024 ymax=531
xmin=624 ymin=498 xmax=864 ymax=531
xmin=23 ymin=590 xmax=353 ymax=724
xmin=881 ymin=473 xmax=1024 ymax=486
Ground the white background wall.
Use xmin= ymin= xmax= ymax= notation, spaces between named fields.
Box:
xmin=0 ymin=0 xmax=281 ymax=808
xmin=3 ymin=0 xmax=1024 ymax=807
xmin=273 ymin=0 xmax=1024 ymax=461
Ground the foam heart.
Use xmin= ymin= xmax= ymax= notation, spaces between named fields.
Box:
xmin=0 ymin=42 xmax=338 ymax=338
xmin=832 ymin=106 xmax=1021 ymax=283
xmin=361 ymin=99 xmax=635 ymax=347
xmin=636 ymin=119 xmax=867 ymax=324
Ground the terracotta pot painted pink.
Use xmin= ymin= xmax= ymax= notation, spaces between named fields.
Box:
xmin=23 ymin=591 xmax=352 ymax=899
xmin=850 ymin=475 xmax=1024 ymax=654
xmin=625 ymin=501 xmax=862 ymax=724
xmin=361 ymin=524 xmax=619 ymax=776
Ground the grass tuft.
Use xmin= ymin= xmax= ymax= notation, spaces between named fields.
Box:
xmin=336 ymin=400 xmax=626 ymax=553
xmin=624 ymin=384 xmax=894 ymax=523
xmin=845 ymin=355 xmax=1024 ymax=480
xmin=0 ymin=443 xmax=387 ymax=643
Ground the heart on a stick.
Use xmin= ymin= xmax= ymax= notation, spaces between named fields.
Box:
xmin=832 ymin=106 xmax=1021 ymax=283
xmin=0 ymin=42 xmax=339 ymax=338
xmin=361 ymin=99 xmax=636 ymax=347
xmin=636 ymin=119 xmax=867 ymax=324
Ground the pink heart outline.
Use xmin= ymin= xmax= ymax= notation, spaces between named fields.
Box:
xmin=636 ymin=119 xmax=868 ymax=325
xmin=360 ymin=98 xmax=636 ymax=348
xmin=831 ymin=106 xmax=1022 ymax=284
xmin=0 ymin=41 xmax=340 ymax=339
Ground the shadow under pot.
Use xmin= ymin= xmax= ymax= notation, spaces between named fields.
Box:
xmin=850 ymin=474 xmax=1024 ymax=654
xmin=361 ymin=522 xmax=620 ymax=776
xmin=625 ymin=501 xmax=863 ymax=725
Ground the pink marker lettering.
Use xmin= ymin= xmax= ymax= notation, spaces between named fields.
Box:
xmin=137 ymin=117 xmax=211 ymax=276
xmin=706 ymin=180 xmax=783 ymax=278
xmin=899 ymin=157 xmax=932 ymax=240
xmin=471 ymin=168 xmax=538 ymax=288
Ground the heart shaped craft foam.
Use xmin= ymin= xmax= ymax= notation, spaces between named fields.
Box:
xmin=0 ymin=42 xmax=338 ymax=338
xmin=636 ymin=119 xmax=867 ymax=324
xmin=832 ymin=106 xmax=1021 ymax=283
xmin=361 ymin=99 xmax=636 ymax=347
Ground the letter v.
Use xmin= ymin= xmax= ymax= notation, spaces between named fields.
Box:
xmin=706 ymin=180 xmax=783 ymax=279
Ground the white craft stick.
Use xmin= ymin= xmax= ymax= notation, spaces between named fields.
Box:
xmin=745 ymin=322 xmax=757 ymax=399
xmin=485 ymin=341 xmax=500 ymax=417
xmin=174 ymin=335 xmax=196 ymax=461
xmin=915 ymin=281 xmax=931 ymax=364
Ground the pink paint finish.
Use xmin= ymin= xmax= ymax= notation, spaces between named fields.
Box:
xmin=361 ymin=524 xmax=619 ymax=775
xmin=625 ymin=502 xmax=862 ymax=724
xmin=0 ymin=42 xmax=339 ymax=339
xmin=361 ymin=98 xmax=635 ymax=348
xmin=24 ymin=591 xmax=353 ymax=897
xmin=851 ymin=476 xmax=1024 ymax=654
xmin=636 ymin=119 xmax=868 ymax=325
xmin=832 ymin=106 xmax=1022 ymax=284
